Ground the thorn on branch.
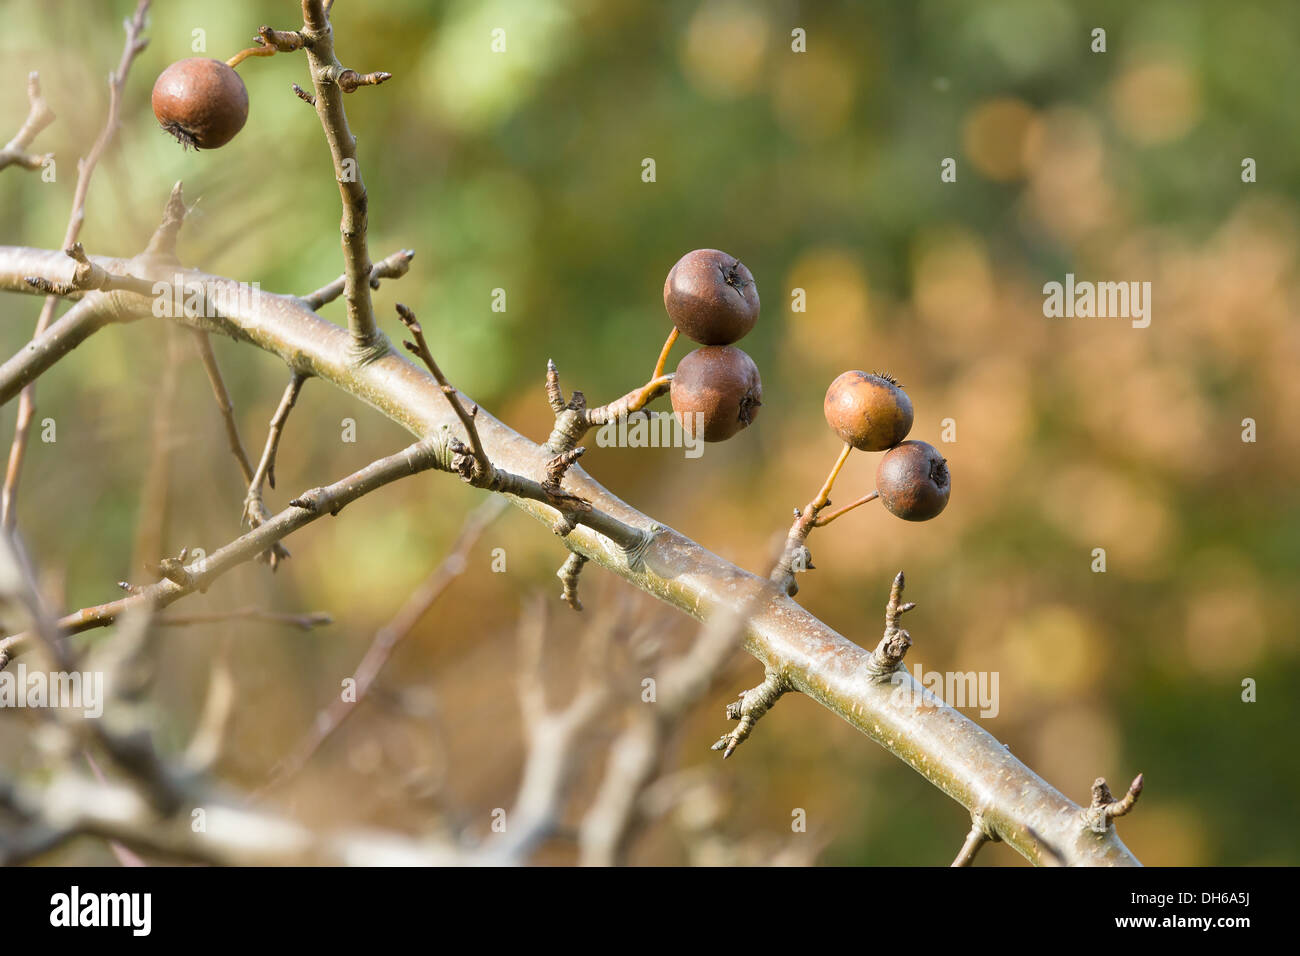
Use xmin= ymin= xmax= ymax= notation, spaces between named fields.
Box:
xmin=869 ymin=571 xmax=914 ymax=678
xmin=557 ymin=553 xmax=588 ymax=611
xmin=144 ymin=181 xmax=189 ymax=259
xmin=291 ymin=83 xmax=316 ymax=107
xmin=711 ymin=669 xmax=787 ymax=759
xmin=546 ymin=359 xmax=565 ymax=413
xmin=257 ymin=25 xmax=307 ymax=52
xmin=148 ymin=550 xmax=195 ymax=589
xmin=336 ymin=69 xmax=393 ymax=93
xmin=1082 ymin=773 xmax=1144 ymax=833
xmin=543 ymin=447 xmax=585 ymax=500
xmin=24 ymin=243 xmax=154 ymax=297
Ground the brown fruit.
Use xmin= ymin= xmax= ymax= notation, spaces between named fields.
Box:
xmin=663 ymin=249 xmax=759 ymax=345
xmin=823 ymin=370 xmax=913 ymax=451
xmin=152 ymin=58 xmax=249 ymax=150
xmin=670 ymin=346 xmax=762 ymax=442
xmin=876 ymin=440 xmax=950 ymax=521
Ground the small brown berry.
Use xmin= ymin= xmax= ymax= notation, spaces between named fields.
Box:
xmin=152 ymin=58 xmax=249 ymax=150
xmin=824 ymin=370 xmax=913 ymax=451
xmin=670 ymin=346 xmax=762 ymax=442
xmin=876 ymin=440 xmax=950 ymax=521
xmin=663 ymin=249 xmax=760 ymax=345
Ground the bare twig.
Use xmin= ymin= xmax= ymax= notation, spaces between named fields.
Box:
xmin=300 ymin=0 xmax=389 ymax=358
xmin=0 ymin=72 xmax=54 ymax=172
xmin=302 ymin=248 xmax=414 ymax=310
xmin=244 ymin=372 xmax=306 ymax=517
xmin=155 ymin=607 xmax=332 ymax=630
xmin=396 ymin=303 xmax=489 ymax=479
xmin=191 ymin=331 xmax=292 ymax=567
xmin=0 ymin=436 xmax=451 ymax=665
xmin=192 ymin=331 xmax=255 ymax=483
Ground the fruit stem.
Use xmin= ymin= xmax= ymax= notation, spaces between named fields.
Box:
xmin=628 ymin=374 xmax=673 ymax=414
xmin=651 ymin=327 xmax=679 ymax=380
xmin=813 ymin=490 xmax=879 ymax=527
xmin=226 ymin=45 xmax=276 ymax=69
xmin=811 ymin=443 xmax=852 ymax=511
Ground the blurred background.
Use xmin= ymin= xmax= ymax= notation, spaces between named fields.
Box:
xmin=1 ymin=0 xmax=1297 ymax=865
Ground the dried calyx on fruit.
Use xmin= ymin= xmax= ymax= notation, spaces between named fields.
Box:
xmin=663 ymin=248 xmax=760 ymax=346
xmin=876 ymin=440 xmax=950 ymax=521
xmin=670 ymin=345 xmax=762 ymax=442
xmin=152 ymin=58 xmax=249 ymax=150
xmin=824 ymin=370 xmax=913 ymax=452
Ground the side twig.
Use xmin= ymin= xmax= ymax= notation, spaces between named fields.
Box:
xmin=0 ymin=72 xmax=54 ymax=172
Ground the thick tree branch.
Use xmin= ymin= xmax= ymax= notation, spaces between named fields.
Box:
xmin=0 ymin=243 xmax=1139 ymax=865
